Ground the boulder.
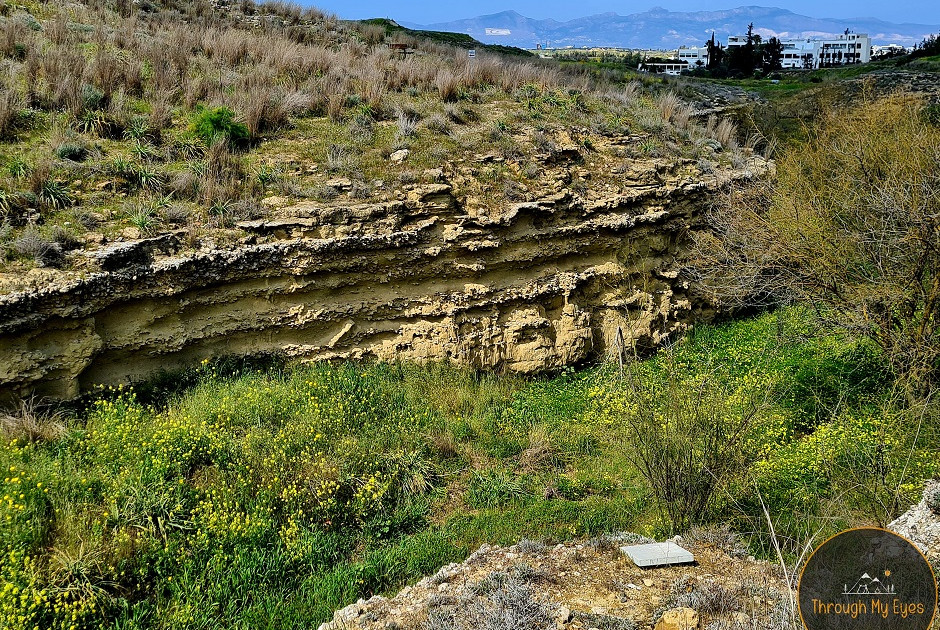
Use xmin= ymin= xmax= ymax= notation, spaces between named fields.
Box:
xmin=654 ymin=607 xmax=699 ymax=630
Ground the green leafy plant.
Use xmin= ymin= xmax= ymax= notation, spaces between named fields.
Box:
xmin=123 ymin=116 xmax=151 ymax=141
xmin=37 ymin=179 xmax=73 ymax=210
xmin=126 ymin=205 xmax=158 ymax=235
xmin=7 ymin=156 xmax=30 ymax=179
xmin=191 ymin=106 xmax=249 ymax=149
xmin=466 ymin=469 xmax=529 ymax=508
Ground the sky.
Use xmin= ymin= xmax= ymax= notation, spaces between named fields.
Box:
xmin=304 ymin=1 xmax=940 ymax=26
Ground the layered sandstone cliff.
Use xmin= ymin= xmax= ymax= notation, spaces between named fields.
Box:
xmin=0 ymin=157 xmax=765 ymax=400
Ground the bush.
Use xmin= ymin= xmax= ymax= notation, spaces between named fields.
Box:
xmin=54 ymin=142 xmax=88 ymax=161
xmin=191 ymin=106 xmax=250 ymax=149
xmin=13 ymin=227 xmax=65 ymax=267
xmin=590 ymin=345 xmax=774 ymax=534
xmin=694 ymin=94 xmax=940 ymax=393
xmin=785 ymin=341 xmax=892 ymax=431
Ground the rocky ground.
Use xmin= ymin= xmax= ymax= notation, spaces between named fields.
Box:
xmin=889 ymin=479 xmax=940 ymax=564
xmin=318 ymin=530 xmax=793 ymax=630
xmin=320 ymin=482 xmax=940 ymax=630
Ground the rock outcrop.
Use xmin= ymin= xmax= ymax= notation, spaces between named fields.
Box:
xmin=0 ymin=160 xmax=765 ymax=399
xmin=889 ymin=480 xmax=940 ymax=562
xmin=316 ymin=534 xmax=791 ymax=630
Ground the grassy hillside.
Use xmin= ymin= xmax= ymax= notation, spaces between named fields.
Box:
xmin=0 ymin=0 xmax=746 ymax=286
xmin=1 ymin=309 xmax=936 ymax=628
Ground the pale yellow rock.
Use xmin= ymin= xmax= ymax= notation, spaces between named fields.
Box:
xmin=0 ymin=161 xmax=767 ymax=399
xmin=260 ymin=196 xmax=290 ymax=208
xmin=654 ymin=607 xmax=699 ymax=630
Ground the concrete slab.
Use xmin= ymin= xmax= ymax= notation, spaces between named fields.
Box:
xmin=621 ymin=542 xmax=695 ymax=568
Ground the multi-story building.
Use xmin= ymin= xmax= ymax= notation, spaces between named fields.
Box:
xmin=675 ymin=45 xmax=710 ymax=68
xmin=726 ymin=32 xmax=871 ymax=69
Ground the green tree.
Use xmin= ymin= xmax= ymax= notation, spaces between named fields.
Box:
xmin=762 ymin=36 xmax=783 ymax=71
xmin=692 ymin=93 xmax=940 ymax=394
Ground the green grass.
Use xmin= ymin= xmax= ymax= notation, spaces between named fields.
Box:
xmin=0 ymin=310 xmax=936 ymax=628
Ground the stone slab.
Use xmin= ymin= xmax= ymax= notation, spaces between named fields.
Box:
xmin=621 ymin=542 xmax=694 ymax=568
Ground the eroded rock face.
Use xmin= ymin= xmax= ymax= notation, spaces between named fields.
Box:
xmin=0 ymin=161 xmax=764 ymax=400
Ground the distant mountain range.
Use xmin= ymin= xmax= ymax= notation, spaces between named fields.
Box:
xmin=402 ymin=6 xmax=940 ymax=49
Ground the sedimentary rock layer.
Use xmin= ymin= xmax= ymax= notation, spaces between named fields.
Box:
xmin=0 ymin=160 xmax=762 ymax=399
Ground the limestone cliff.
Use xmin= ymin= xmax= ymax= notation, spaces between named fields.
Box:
xmin=0 ymin=158 xmax=765 ymax=400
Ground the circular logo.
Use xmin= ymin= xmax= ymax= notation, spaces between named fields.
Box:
xmin=798 ymin=528 xmax=937 ymax=630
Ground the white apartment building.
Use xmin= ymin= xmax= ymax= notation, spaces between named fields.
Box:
xmin=727 ymin=32 xmax=871 ymax=69
xmin=637 ymin=61 xmax=689 ymax=75
xmin=676 ymin=45 xmax=709 ymax=67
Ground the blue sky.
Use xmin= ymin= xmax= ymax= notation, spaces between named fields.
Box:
xmin=304 ymin=1 xmax=940 ymax=26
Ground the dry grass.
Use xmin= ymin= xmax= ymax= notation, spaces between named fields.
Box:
xmin=0 ymin=0 xmax=719 ymax=279
xmin=0 ymin=398 xmax=67 ymax=443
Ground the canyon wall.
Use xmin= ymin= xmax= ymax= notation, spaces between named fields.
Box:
xmin=0 ymin=159 xmax=764 ymax=400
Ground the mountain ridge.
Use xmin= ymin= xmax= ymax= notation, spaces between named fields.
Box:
xmin=401 ymin=5 xmax=940 ymax=49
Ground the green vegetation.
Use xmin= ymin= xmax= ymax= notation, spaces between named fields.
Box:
xmin=190 ymin=107 xmax=249 ymax=150
xmin=1 ymin=310 xmax=936 ymax=628
xmin=695 ymin=94 xmax=940 ymax=393
xmin=359 ymin=18 xmax=534 ymax=57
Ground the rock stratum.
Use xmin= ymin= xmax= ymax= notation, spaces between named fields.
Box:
xmin=0 ymin=158 xmax=764 ymax=400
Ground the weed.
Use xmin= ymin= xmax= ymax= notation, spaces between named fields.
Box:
xmin=467 ymin=469 xmax=529 ymax=508
xmin=396 ymin=111 xmax=418 ymax=138
xmin=161 ymin=204 xmax=191 ymax=225
xmin=126 ymin=204 xmax=159 ymax=235
xmin=36 ymin=179 xmax=73 ymax=210
xmin=191 ymin=106 xmax=250 ymax=149
xmin=0 ymin=398 xmax=66 ymax=442
xmin=326 ymin=143 xmax=355 ymax=173
xmin=7 ymin=156 xmax=30 ymax=179
xmin=425 ymin=114 xmax=451 ymax=135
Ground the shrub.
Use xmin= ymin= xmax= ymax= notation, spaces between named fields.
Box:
xmin=50 ymin=225 xmax=81 ymax=250
xmin=395 ymin=111 xmax=418 ymax=138
xmin=693 ymin=94 xmax=940 ymax=393
xmin=425 ymin=114 xmax=451 ymax=135
xmin=0 ymin=87 xmax=24 ymax=139
xmin=590 ymin=348 xmax=772 ymax=533
xmin=13 ymin=227 xmax=65 ymax=267
xmin=325 ymin=143 xmax=354 ymax=173
xmin=54 ymin=142 xmax=88 ymax=161
xmin=161 ymin=204 xmax=191 ymax=225
xmin=191 ymin=106 xmax=250 ymax=149
xmin=80 ymin=83 xmax=105 ymax=111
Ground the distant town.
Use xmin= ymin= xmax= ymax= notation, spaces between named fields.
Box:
xmin=533 ymin=30 xmax=912 ymax=75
